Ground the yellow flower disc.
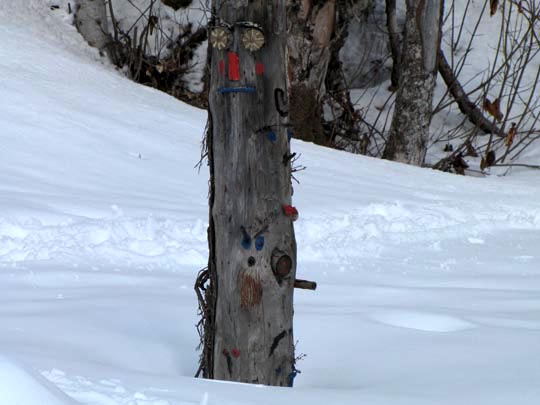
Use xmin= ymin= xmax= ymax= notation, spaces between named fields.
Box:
xmin=242 ymin=28 xmax=265 ymax=52
xmin=210 ymin=27 xmax=231 ymax=51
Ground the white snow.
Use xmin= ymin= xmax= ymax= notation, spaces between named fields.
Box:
xmin=1 ymin=1 xmax=539 ymax=404
xmin=0 ymin=356 xmax=78 ymax=405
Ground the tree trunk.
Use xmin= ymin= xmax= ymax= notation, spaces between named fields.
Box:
xmin=382 ymin=0 xmax=444 ymax=166
xmin=287 ymin=0 xmax=336 ymax=144
xmin=385 ymin=0 xmax=401 ymax=90
xmin=204 ymin=0 xmax=297 ymax=387
xmin=287 ymin=0 xmax=366 ymax=146
xmin=323 ymin=0 xmax=365 ymax=145
xmin=75 ymin=0 xmax=110 ymax=57
xmin=341 ymin=0 xmax=393 ymax=89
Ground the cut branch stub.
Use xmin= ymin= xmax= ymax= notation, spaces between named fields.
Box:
xmin=294 ymin=279 xmax=317 ymax=290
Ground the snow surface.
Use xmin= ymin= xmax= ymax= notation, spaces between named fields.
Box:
xmin=1 ymin=1 xmax=539 ymax=404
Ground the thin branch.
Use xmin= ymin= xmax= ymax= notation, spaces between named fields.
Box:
xmin=438 ymin=48 xmax=502 ymax=135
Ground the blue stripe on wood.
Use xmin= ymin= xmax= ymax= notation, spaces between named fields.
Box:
xmin=218 ymin=86 xmax=256 ymax=94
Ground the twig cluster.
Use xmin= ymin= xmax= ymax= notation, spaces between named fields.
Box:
xmin=431 ymin=0 xmax=540 ymax=173
xmin=330 ymin=1 xmax=540 ymax=174
xmin=106 ymin=0 xmax=208 ymax=107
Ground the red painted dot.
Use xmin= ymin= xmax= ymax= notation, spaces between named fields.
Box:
xmin=231 ymin=348 xmax=241 ymax=358
xmin=255 ymin=62 xmax=264 ymax=76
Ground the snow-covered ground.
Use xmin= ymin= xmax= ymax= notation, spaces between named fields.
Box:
xmin=1 ymin=1 xmax=539 ymax=404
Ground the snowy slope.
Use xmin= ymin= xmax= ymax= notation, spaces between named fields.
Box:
xmin=1 ymin=1 xmax=540 ymax=404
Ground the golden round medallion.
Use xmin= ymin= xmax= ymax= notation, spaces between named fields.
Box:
xmin=209 ymin=27 xmax=232 ymax=51
xmin=241 ymin=28 xmax=265 ymax=52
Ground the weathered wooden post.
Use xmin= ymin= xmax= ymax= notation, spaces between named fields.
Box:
xmin=199 ymin=0 xmax=303 ymax=387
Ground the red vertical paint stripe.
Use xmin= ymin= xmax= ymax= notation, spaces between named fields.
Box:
xmin=218 ymin=60 xmax=225 ymax=75
xmin=255 ymin=62 xmax=264 ymax=76
xmin=228 ymin=51 xmax=240 ymax=81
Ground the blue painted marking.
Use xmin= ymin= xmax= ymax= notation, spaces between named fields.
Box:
xmin=266 ymin=131 xmax=277 ymax=143
xmin=241 ymin=236 xmax=251 ymax=250
xmin=254 ymin=235 xmax=264 ymax=251
xmin=218 ymin=87 xmax=256 ymax=94
xmin=287 ymin=371 xmax=297 ymax=387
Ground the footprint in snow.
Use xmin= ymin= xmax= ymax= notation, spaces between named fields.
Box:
xmin=42 ymin=370 xmax=171 ymax=405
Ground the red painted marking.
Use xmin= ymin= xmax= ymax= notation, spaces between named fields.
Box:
xmin=218 ymin=59 xmax=225 ymax=75
xmin=228 ymin=51 xmax=240 ymax=81
xmin=231 ymin=349 xmax=240 ymax=358
xmin=282 ymin=205 xmax=299 ymax=221
xmin=255 ymin=62 xmax=264 ymax=76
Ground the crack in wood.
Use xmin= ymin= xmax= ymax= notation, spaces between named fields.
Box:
xmin=269 ymin=330 xmax=287 ymax=357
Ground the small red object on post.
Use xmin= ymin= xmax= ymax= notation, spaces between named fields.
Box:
xmin=282 ymin=205 xmax=298 ymax=221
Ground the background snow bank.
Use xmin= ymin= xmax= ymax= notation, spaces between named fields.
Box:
xmin=1 ymin=1 xmax=539 ymax=405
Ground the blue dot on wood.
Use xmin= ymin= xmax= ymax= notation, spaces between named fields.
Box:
xmin=266 ymin=131 xmax=277 ymax=143
xmin=254 ymin=235 xmax=264 ymax=251
xmin=241 ymin=236 xmax=251 ymax=249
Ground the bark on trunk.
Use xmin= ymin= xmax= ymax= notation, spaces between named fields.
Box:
xmin=383 ymin=0 xmax=444 ymax=166
xmin=75 ymin=0 xmax=110 ymax=57
xmin=385 ymin=0 xmax=401 ymax=90
xmin=205 ymin=0 xmax=297 ymax=387
xmin=287 ymin=0 xmax=362 ymax=145
xmin=286 ymin=0 xmax=335 ymax=144
xmin=323 ymin=0 xmax=365 ymax=145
